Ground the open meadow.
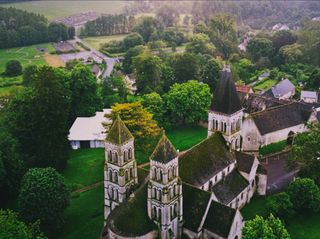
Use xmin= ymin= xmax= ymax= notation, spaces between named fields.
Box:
xmin=1 ymin=1 xmax=129 ymax=21
xmin=81 ymin=34 xmax=129 ymax=51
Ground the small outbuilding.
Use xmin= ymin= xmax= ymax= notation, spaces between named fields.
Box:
xmin=300 ymin=90 xmax=318 ymax=103
xmin=68 ymin=109 xmax=111 ymax=149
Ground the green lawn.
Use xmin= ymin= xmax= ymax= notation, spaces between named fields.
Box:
xmin=167 ymin=125 xmax=207 ymax=151
xmin=60 ymin=184 xmax=104 ymax=239
xmin=253 ymin=78 xmax=278 ymax=91
xmin=0 ymin=43 xmax=54 ymax=73
xmin=61 ymin=149 xmax=104 ymax=189
xmin=82 ymin=34 xmax=129 ymax=51
xmin=241 ymin=196 xmax=320 ymax=239
xmin=1 ymin=1 xmax=128 ymax=21
xmin=0 ymin=85 xmax=23 ymax=97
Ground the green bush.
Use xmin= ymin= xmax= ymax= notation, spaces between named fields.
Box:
xmin=266 ymin=192 xmax=295 ymax=221
xmin=259 ymin=140 xmax=287 ymax=156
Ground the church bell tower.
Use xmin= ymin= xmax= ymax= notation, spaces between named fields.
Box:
xmin=147 ymin=134 xmax=183 ymax=239
xmin=104 ymin=116 xmax=138 ymax=222
xmin=208 ymin=66 xmax=244 ymax=150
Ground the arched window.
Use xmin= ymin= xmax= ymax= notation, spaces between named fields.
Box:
xmin=153 ymin=167 xmax=157 ymax=180
xmin=157 ymin=189 xmax=161 ymax=201
xmin=158 ymin=208 xmax=161 ymax=222
xmin=124 ymin=150 xmax=127 ymax=162
xmin=216 ymin=120 xmax=218 ymax=130
xmin=108 ymin=150 xmax=112 ymax=162
xmin=152 ymin=206 xmax=157 ymax=219
xmin=168 ymin=168 xmax=172 ymax=180
xmin=130 ymin=168 xmax=133 ymax=178
xmin=114 ymin=171 xmax=118 ymax=183
xmin=209 ymin=180 xmax=213 ymax=190
xmin=125 ymin=170 xmax=129 ymax=181
xmin=224 ymin=122 xmax=227 ymax=133
xmin=174 ymin=203 xmax=178 ymax=217
xmin=109 ymin=169 xmax=112 ymax=181
xmin=212 ymin=119 xmax=216 ymax=130
xmin=153 ymin=188 xmax=157 ymax=199
xmin=128 ymin=148 xmax=133 ymax=159
xmin=114 ymin=152 xmax=118 ymax=163
xmin=114 ymin=188 xmax=118 ymax=201
xmin=160 ymin=170 xmax=163 ymax=182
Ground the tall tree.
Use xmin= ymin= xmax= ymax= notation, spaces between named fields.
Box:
xmin=106 ymin=102 xmax=161 ymax=145
xmin=18 ymin=168 xmax=70 ymax=237
xmin=186 ymin=33 xmax=215 ymax=55
xmin=272 ymin=30 xmax=297 ymax=51
xmin=4 ymin=66 xmax=70 ymax=169
xmin=122 ymin=45 xmax=145 ymax=74
xmin=69 ymin=65 xmax=102 ymax=122
xmin=199 ymin=56 xmax=221 ymax=92
xmin=164 ymin=80 xmax=211 ymax=125
xmin=4 ymin=60 xmax=22 ymax=76
xmin=133 ymin=52 xmax=163 ymax=93
xmin=0 ymin=209 xmax=46 ymax=239
xmin=247 ymin=37 xmax=274 ymax=62
xmin=208 ymin=15 xmax=238 ymax=59
xmin=156 ymin=5 xmax=179 ymax=27
xmin=242 ymin=214 xmax=291 ymax=239
xmin=170 ymin=53 xmax=200 ymax=83
xmin=133 ymin=16 xmax=161 ymax=42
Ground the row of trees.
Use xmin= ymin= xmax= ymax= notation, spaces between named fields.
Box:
xmin=80 ymin=14 xmax=135 ymax=37
xmin=0 ymin=7 xmax=74 ymax=49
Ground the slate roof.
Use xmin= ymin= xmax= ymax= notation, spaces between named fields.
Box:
xmin=149 ymin=134 xmax=177 ymax=163
xmin=203 ymin=199 xmax=237 ymax=238
xmin=251 ymin=102 xmax=312 ymax=135
xmin=183 ymin=183 xmax=211 ymax=232
xmin=106 ymin=115 xmax=133 ymax=145
xmin=212 ymin=170 xmax=249 ymax=205
xmin=179 ymin=133 xmax=235 ymax=187
xmin=236 ymin=152 xmax=255 ymax=174
xmin=257 ymin=164 xmax=267 ymax=175
xmin=107 ymin=182 xmax=157 ymax=237
xmin=264 ymin=78 xmax=295 ymax=99
xmin=238 ymin=93 xmax=285 ymax=114
xmin=301 ymin=90 xmax=318 ymax=100
xmin=210 ymin=69 xmax=243 ymax=115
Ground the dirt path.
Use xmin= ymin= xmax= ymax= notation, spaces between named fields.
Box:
xmin=74 ymin=181 xmax=103 ymax=193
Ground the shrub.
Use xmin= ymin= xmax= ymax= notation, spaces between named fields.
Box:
xmin=266 ymin=192 xmax=295 ymax=221
xmin=5 ymin=60 xmax=22 ymax=76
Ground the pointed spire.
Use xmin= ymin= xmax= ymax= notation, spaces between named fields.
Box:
xmin=106 ymin=115 xmax=133 ymax=145
xmin=210 ymin=68 xmax=242 ymax=114
xmin=150 ymin=133 xmax=177 ymax=164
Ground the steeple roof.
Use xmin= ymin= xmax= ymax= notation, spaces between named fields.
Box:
xmin=150 ymin=133 xmax=177 ymax=164
xmin=210 ymin=67 xmax=242 ymax=115
xmin=106 ymin=115 xmax=133 ymax=145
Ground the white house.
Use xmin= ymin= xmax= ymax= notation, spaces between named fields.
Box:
xmin=262 ymin=78 xmax=295 ymax=100
xmin=300 ymin=90 xmax=318 ymax=103
xmin=69 ymin=109 xmax=111 ymax=149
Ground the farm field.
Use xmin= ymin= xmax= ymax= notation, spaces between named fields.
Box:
xmin=81 ymin=34 xmax=129 ymax=50
xmin=1 ymin=1 xmax=129 ymax=21
xmin=241 ymin=196 xmax=320 ymax=239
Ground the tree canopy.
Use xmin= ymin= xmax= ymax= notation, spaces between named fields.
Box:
xmin=18 ymin=167 xmax=70 ymax=237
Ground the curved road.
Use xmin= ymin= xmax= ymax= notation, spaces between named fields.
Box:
xmin=74 ymin=36 xmax=120 ymax=79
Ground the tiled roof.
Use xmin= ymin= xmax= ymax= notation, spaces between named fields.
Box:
xmin=212 ymin=170 xmax=249 ymax=205
xmin=149 ymin=134 xmax=177 ymax=163
xmin=264 ymin=78 xmax=295 ymax=98
xmin=236 ymin=152 xmax=255 ymax=174
xmin=106 ymin=115 xmax=133 ymax=145
xmin=210 ymin=69 xmax=242 ymax=115
xmin=203 ymin=199 xmax=236 ymax=237
xmin=236 ymin=85 xmax=252 ymax=94
xmin=252 ymin=103 xmax=312 ymax=135
xmin=179 ymin=133 xmax=235 ymax=187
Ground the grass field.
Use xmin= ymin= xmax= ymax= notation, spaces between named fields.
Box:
xmin=253 ymin=78 xmax=278 ymax=91
xmin=81 ymin=34 xmax=129 ymax=51
xmin=0 ymin=43 xmax=55 ymax=73
xmin=259 ymin=140 xmax=287 ymax=156
xmin=1 ymin=1 xmax=129 ymax=21
xmin=60 ymin=185 xmax=104 ymax=239
xmin=241 ymin=196 xmax=320 ymax=239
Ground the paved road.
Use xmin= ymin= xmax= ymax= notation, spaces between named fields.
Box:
xmin=74 ymin=36 xmax=120 ymax=79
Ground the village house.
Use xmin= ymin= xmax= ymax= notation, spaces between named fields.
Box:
xmin=300 ymin=90 xmax=318 ymax=103
xmin=262 ymin=78 xmax=295 ymax=100
xmin=68 ymin=109 xmax=111 ymax=149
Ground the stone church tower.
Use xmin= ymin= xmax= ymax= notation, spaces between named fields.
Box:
xmin=147 ymin=134 xmax=183 ymax=239
xmin=104 ymin=116 xmax=138 ymax=222
xmin=208 ymin=66 xmax=244 ymax=150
